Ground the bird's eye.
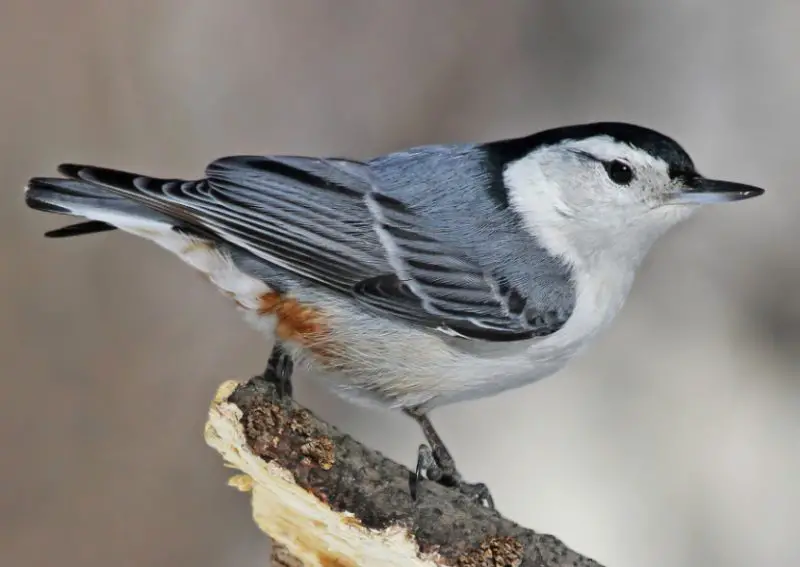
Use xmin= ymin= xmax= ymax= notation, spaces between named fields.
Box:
xmin=603 ymin=160 xmax=634 ymax=185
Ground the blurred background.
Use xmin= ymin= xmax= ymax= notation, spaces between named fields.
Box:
xmin=2 ymin=1 xmax=798 ymax=566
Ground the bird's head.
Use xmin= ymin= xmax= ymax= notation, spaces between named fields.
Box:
xmin=485 ymin=122 xmax=765 ymax=266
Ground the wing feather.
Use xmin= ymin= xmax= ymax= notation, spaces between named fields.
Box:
xmin=56 ymin=155 xmax=569 ymax=341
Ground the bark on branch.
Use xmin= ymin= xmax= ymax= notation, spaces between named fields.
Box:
xmin=204 ymin=377 xmax=604 ymax=567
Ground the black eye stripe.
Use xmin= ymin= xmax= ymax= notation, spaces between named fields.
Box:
xmin=603 ymin=160 xmax=634 ymax=185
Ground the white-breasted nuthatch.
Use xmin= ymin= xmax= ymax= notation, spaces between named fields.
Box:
xmin=24 ymin=122 xmax=764 ymax=507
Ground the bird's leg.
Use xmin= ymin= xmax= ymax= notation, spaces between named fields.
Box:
xmin=405 ymin=409 xmax=495 ymax=509
xmin=260 ymin=342 xmax=294 ymax=399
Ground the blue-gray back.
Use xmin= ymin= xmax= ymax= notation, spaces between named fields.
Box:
xmin=368 ymin=144 xmax=575 ymax=323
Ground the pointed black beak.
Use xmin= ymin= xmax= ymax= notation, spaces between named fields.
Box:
xmin=675 ymin=177 xmax=765 ymax=204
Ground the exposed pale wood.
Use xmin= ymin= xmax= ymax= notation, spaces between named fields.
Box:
xmin=204 ymin=378 xmax=603 ymax=567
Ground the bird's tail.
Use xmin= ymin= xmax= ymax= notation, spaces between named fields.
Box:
xmin=25 ymin=165 xmax=195 ymax=239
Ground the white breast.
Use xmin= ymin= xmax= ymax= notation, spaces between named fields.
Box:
xmin=404 ymin=258 xmax=634 ymax=409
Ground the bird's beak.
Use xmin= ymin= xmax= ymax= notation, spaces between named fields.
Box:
xmin=673 ymin=177 xmax=765 ymax=205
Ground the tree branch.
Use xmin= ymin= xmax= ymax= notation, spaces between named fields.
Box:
xmin=204 ymin=377 xmax=604 ymax=567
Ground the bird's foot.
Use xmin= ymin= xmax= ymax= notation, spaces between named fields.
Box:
xmin=260 ymin=343 xmax=294 ymax=399
xmin=412 ymin=444 xmax=495 ymax=508
xmin=405 ymin=409 xmax=495 ymax=508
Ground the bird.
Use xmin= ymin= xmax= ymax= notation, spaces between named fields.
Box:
xmin=24 ymin=122 xmax=765 ymax=508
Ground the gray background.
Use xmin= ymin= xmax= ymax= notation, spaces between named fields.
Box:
xmin=2 ymin=2 xmax=798 ymax=566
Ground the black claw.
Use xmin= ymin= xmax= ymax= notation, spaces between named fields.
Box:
xmin=410 ymin=444 xmax=440 ymax=501
xmin=458 ymin=482 xmax=495 ymax=509
xmin=408 ymin=472 xmax=418 ymax=502
xmin=405 ymin=410 xmax=496 ymax=509
xmin=261 ymin=343 xmax=294 ymax=399
xmin=417 ymin=444 xmax=442 ymax=481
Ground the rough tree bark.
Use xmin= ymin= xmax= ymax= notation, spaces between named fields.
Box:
xmin=204 ymin=377 xmax=604 ymax=567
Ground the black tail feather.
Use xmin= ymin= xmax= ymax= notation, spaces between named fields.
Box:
xmin=25 ymin=173 xmax=169 ymax=239
xmin=45 ymin=221 xmax=117 ymax=238
xmin=56 ymin=163 xmax=84 ymax=178
xmin=24 ymin=193 xmax=72 ymax=215
xmin=58 ymin=163 xmax=150 ymax=190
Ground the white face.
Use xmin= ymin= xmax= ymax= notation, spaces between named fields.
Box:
xmin=503 ymin=136 xmax=701 ymax=266
xmin=521 ymin=136 xmax=698 ymax=225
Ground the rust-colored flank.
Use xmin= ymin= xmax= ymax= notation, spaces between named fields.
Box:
xmin=257 ymin=292 xmax=331 ymax=350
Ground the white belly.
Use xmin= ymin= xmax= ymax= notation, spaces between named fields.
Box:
xmin=303 ymin=259 xmax=636 ymax=412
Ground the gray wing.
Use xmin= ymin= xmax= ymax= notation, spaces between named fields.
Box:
xmin=56 ymin=155 xmax=569 ymax=341
xmin=357 ymin=190 xmax=568 ymax=340
xmin=59 ymin=156 xmax=384 ymax=293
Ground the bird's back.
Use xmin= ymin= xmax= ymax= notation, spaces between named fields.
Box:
xmin=368 ymin=144 xmax=576 ymax=318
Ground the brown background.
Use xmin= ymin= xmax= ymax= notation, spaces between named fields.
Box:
xmin=2 ymin=2 xmax=798 ymax=567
